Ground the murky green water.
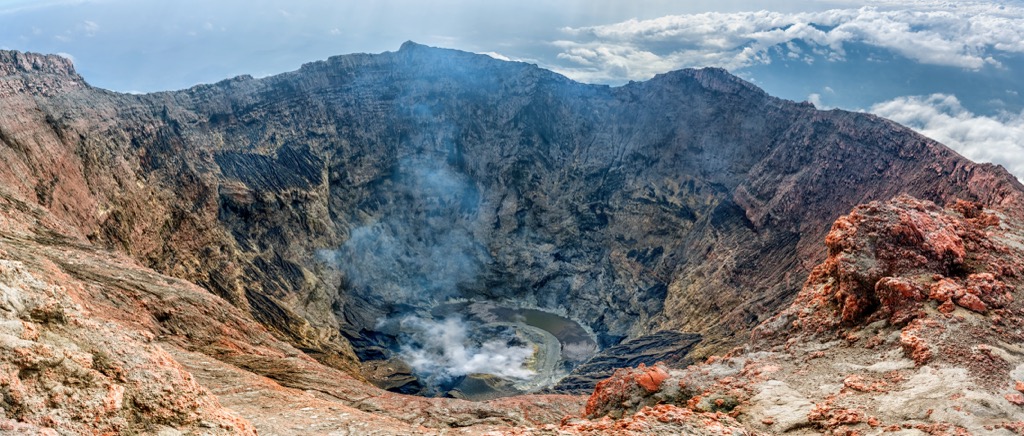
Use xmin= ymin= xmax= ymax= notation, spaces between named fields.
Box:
xmin=432 ymin=302 xmax=596 ymax=363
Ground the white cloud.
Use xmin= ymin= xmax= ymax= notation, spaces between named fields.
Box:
xmin=55 ymin=52 xmax=75 ymax=64
xmin=869 ymin=94 xmax=1024 ymax=180
xmin=480 ymin=51 xmax=511 ymax=62
xmin=50 ymin=19 xmax=101 ymax=42
xmin=808 ymin=93 xmax=824 ymax=108
xmin=82 ymin=20 xmax=98 ymax=37
xmin=552 ymin=1 xmax=1024 ymax=83
xmin=808 ymin=86 xmax=838 ymax=109
xmin=0 ymin=0 xmax=93 ymax=15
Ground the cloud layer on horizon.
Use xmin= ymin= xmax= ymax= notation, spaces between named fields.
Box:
xmin=870 ymin=93 xmax=1024 ymax=180
xmin=551 ymin=1 xmax=1024 ymax=83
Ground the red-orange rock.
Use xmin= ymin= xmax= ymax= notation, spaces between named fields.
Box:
xmin=929 ymin=279 xmax=963 ymax=302
xmin=900 ymin=320 xmax=934 ymax=365
xmin=760 ymin=196 xmax=985 ymax=335
xmin=965 ymin=273 xmax=1014 ymax=309
xmin=1006 ymin=393 xmax=1024 ymax=406
xmin=956 ymin=293 xmax=988 ymax=313
xmin=937 ymin=299 xmax=956 ymax=314
xmin=635 ymin=365 xmax=669 ymax=393
xmin=876 ymin=277 xmax=926 ymax=324
xmin=843 ymin=375 xmax=871 ymax=392
xmin=757 ymin=194 xmax=1024 ymax=350
xmin=584 ymin=364 xmax=674 ymax=419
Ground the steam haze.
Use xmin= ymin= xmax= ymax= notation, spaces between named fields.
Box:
xmin=318 ymin=158 xmax=488 ymax=306
xmin=395 ymin=315 xmax=535 ymax=386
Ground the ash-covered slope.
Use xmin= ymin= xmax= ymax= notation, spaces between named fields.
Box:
xmin=1 ymin=41 xmax=1022 ymax=389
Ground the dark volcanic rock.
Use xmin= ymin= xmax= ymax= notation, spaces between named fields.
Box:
xmin=553 ymin=331 xmax=702 ymax=394
xmin=0 ymin=42 xmax=1022 ymax=380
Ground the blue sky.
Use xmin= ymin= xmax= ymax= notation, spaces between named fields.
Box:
xmin=1 ymin=0 xmax=1023 ymax=179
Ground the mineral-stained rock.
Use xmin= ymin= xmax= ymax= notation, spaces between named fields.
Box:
xmin=899 ymin=318 xmax=937 ymax=365
xmin=584 ymin=364 xmax=672 ymax=419
xmin=761 ymin=195 xmax=1016 ymax=335
xmin=0 ymin=257 xmax=254 ymax=435
xmin=1007 ymin=393 xmax=1024 ymax=406
xmin=560 ymin=404 xmax=752 ymax=436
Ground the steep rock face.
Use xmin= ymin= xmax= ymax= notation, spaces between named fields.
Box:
xmin=1 ymin=43 xmax=1022 ymax=382
xmin=0 ymin=51 xmax=83 ymax=96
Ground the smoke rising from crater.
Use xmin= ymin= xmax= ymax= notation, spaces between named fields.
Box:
xmin=318 ymin=157 xmax=489 ymax=305
xmin=313 ymin=156 xmax=543 ymax=388
xmin=394 ymin=315 xmax=535 ymax=385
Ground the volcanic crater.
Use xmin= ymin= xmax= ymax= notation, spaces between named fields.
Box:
xmin=1 ymin=42 xmax=1023 ymax=434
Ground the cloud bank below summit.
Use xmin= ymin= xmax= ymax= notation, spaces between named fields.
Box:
xmin=549 ymin=1 xmax=1024 ymax=83
xmin=871 ymin=94 xmax=1024 ymax=181
xmin=540 ymin=1 xmax=1024 ymax=180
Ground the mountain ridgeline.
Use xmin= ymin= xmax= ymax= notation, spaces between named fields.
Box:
xmin=1 ymin=42 xmax=1021 ymax=392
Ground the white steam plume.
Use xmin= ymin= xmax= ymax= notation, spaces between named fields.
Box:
xmin=396 ymin=315 xmax=535 ymax=383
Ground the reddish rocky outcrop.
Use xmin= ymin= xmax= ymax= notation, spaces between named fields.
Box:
xmin=765 ymin=195 xmax=1016 ymax=334
xmin=577 ymin=196 xmax=1024 ymax=434
xmin=585 ymin=363 xmax=671 ymax=419
xmin=0 ymin=252 xmax=254 ymax=434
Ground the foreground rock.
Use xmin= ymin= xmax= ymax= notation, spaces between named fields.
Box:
xmin=0 ymin=209 xmax=253 ymax=433
xmin=573 ymin=196 xmax=1024 ymax=434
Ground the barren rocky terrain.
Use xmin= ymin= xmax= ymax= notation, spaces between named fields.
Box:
xmin=1 ymin=44 xmax=1023 ymax=434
